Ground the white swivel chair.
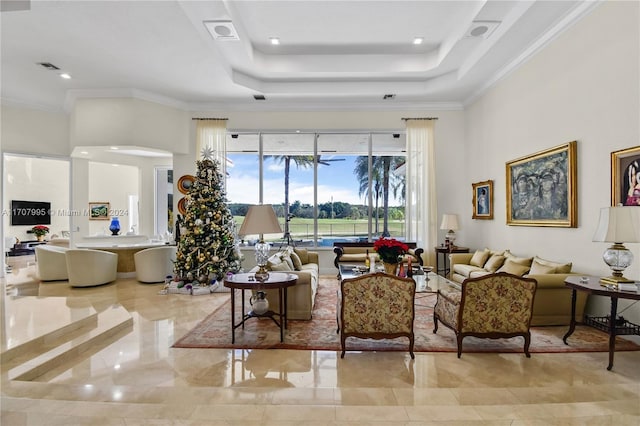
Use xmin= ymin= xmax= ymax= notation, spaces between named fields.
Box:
xmin=65 ymin=249 xmax=118 ymax=287
xmin=134 ymin=246 xmax=177 ymax=283
xmin=35 ymin=245 xmax=69 ymax=281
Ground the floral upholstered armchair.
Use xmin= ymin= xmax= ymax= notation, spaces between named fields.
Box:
xmin=433 ymin=272 xmax=537 ymax=358
xmin=337 ymin=272 xmax=416 ymax=358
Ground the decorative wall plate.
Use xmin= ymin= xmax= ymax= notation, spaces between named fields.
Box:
xmin=177 ymin=175 xmax=195 ymax=194
xmin=177 ymin=197 xmax=188 ymax=215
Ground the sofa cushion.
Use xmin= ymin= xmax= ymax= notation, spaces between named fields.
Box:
xmin=290 ymin=251 xmax=303 ymax=270
xmin=497 ymin=259 xmax=531 ymax=276
xmin=452 ymin=263 xmax=485 ymax=279
xmin=469 ymin=270 xmax=492 ymax=279
xmin=469 ymin=249 xmax=490 ymax=267
xmin=282 ymin=254 xmax=295 ymax=270
xmin=532 ymin=256 xmax=572 ymax=274
xmin=484 ymin=254 xmax=506 ymax=273
xmin=529 ymin=262 xmax=557 ymax=275
xmin=294 ymin=248 xmax=309 ymax=264
xmin=504 ymin=251 xmax=533 ymax=266
xmin=270 ymin=261 xmax=292 ymax=272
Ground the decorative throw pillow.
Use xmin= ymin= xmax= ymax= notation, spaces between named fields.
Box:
xmin=469 ymin=249 xmax=490 ymax=267
xmin=290 ymin=251 xmax=303 ymax=270
xmin=528 ymin=262 xmax=557 ymax=275
xmin=497 ymin=259 xmax=531 ymax=276
xmin=533 ymin=256 xmax=572 ymax=273
xmin=294 ymin=248 xmax=309 ymax=264
xmin=503 ymin=251 xmax=533 ymax=266
xmin=282 ymin=255 xmax=295 ymax=270
xmin=270 ymin=262 xmax=292 ymax=271
xmin=488 ymin=249 xmax=505 ymax=257
xmin=484 ymin=254 xmax=506 ymax=272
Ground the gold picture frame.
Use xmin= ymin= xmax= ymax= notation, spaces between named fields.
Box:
xmin=611 ymin=145 xmax=640 ymax=206
xmin=506 ymin=141 xmax=577 ymax=227
xmin=472 ymin=180 xmax=493 ymax=220
xmin=89 ymin=202 xmax=110 ymax=220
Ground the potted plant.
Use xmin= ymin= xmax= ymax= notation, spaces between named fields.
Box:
xmin=373 ymin=237 xmax=409 ymax=274
xmin=31 ymin=225 xmax=50 ymax=242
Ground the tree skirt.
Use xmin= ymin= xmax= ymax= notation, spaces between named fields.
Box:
xmin=173 ymin=277 xmax=640 ymax=354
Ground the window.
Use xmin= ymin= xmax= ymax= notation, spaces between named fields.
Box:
xmin=226 ymin=132 xmax=406 ymax=247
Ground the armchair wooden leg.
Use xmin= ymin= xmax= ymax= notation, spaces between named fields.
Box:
xmin=409 ymin=334 xmax=415 ymax=359
xmin=456 ymin=335 xmax=463 ymax=358
xmin=433 ymin=313 xmax=439 ymax=333
xmin=340 ymin=335 xmax=346 ymax=358
xmin=523 ymin=332 xmax=531 ymax=358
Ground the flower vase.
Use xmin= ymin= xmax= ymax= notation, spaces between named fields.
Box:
xmin=109 ymin=217 xmax=121 ymax=236
xmin=36 ymin=235 xmax=44 ymax=242
xmin=383 ymin=262 xmax=398 ymax=275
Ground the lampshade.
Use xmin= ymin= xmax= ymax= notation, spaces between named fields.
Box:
xmin=592 ymin=206 xmax=640 ymax=243
xmin=592 ymin=206 xmax=640 ymax=286
xmin=239 ymin=204 xmax=282 ymax=281
xmin=239 ymin=205 xmax=283 ymax=237
xmin=440 ymin=214 xmax=460 ymax=231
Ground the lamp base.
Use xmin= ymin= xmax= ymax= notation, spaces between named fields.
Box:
xmin=599 ymin=275 xmax=635 ymax=286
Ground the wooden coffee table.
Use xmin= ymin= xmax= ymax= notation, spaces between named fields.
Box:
xmin=224 ymin=272 xmax=297 ymax=343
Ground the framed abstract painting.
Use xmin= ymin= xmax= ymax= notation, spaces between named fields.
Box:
xmin=506 ymin=141 xmax=577 ymax=227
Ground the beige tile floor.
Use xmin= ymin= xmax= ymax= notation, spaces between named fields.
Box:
xmin=1 ymin=255 xmax=639 ymax=425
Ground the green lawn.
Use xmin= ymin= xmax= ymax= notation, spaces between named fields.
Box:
xmin=234 ymin=216 xmax=405 ymax=240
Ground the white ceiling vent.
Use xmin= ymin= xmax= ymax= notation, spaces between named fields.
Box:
xmin=204 ymin=20 xmax=240 ymax=41
xmin=464 ymin=21 xmax=500 ymax=39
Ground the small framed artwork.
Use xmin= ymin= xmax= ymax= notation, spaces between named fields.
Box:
xmin=472 ymin=180 xmax=493 ymax=220
xmin=506 ymin=141 xmax=577 ymax=227
xmin=611 ymin=145 xmax=640 ymax=206
xmin=89 ymin=202 xmax=110 ymax=220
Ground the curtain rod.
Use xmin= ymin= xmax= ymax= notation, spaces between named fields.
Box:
xmin=192 ymin=117 xmax=228 ymax=121
xmin=401 ymin=117 xmax=438 ymax=121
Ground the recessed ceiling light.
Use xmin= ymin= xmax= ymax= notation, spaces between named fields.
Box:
xmin=270 ymin=37 xmax=280 ymax=45
xmin=59 ymin=73 xmax=71 ymax=79
xmin=80 ymin=151 xmax=89 ymax=155
xmin=413 ymin=37 xmax=424 ymax=45
xmin=110 ymin=146 xmax=119 ymax=150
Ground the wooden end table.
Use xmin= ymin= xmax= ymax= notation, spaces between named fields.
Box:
xmin=563 ymin=275 xmax=640 ymax=370
xmin=434 ymin=246 xmax=469 ymax=277
xmin=224 ymin=272 xmax=297 ymax=343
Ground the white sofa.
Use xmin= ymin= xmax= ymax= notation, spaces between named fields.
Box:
xmin=134 ymin=246 xmax=177 ymax=283
xmin=65 ymin=249 xmax=118 ymax=287
xmin=35 ymin=245 xmax=69 ymax=281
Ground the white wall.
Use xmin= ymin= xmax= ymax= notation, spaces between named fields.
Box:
xmin=3 ymin=155 xmax=70 ymax=241
xmin=464 ymin=1 xmax=640 ymax=321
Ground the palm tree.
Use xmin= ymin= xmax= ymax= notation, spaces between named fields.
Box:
xmin=354 ymin=155 xmax=406 ymax=237
xmin=354 ymin=156 xmax=383 ymax=234
xmin=265 ymin=155 xmax=342 ymax=243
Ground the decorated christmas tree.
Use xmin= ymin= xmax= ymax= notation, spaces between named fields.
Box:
xmin=174 ymin=154 xmax=241 ymax=285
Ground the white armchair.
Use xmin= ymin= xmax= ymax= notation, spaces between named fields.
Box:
xmin=134 ymin=246 xmax=176 ymax=283
xmin=35 ymin=245 xmax=69 ymax=281
xmin=65 ymin=249 xmax=117 ymax=287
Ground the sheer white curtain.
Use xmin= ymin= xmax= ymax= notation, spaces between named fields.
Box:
xmin=405 ymin=119 xmax=437 ymax=267
xmin=196 ymin=119 xmax=227 ymax=178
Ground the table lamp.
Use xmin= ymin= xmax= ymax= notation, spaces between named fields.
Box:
xmin=592 ymin=206 xmax=640 ymax=286
xmin=239 ymin=204 xmax=282 ymax=281
xmin=440 ymin=214 xmax=460 ymax=248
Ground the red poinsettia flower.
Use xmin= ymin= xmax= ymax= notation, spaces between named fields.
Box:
xmin=373 ymin=237 xmax=409 ymax=263
xmin=31 ymin=225 xmax=50 ymax=236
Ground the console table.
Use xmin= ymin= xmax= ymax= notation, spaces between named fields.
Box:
xmin=563 ymin=275 xmax=640 ymax=370
xmin=434 ymin=246 xmax=469 ymax=277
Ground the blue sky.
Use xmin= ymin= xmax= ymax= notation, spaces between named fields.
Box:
xmin=226 ymin=155 xmax=401 ymax=206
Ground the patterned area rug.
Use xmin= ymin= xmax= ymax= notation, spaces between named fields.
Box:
xmin=173 ymin=276 xmax=640 ymax=353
